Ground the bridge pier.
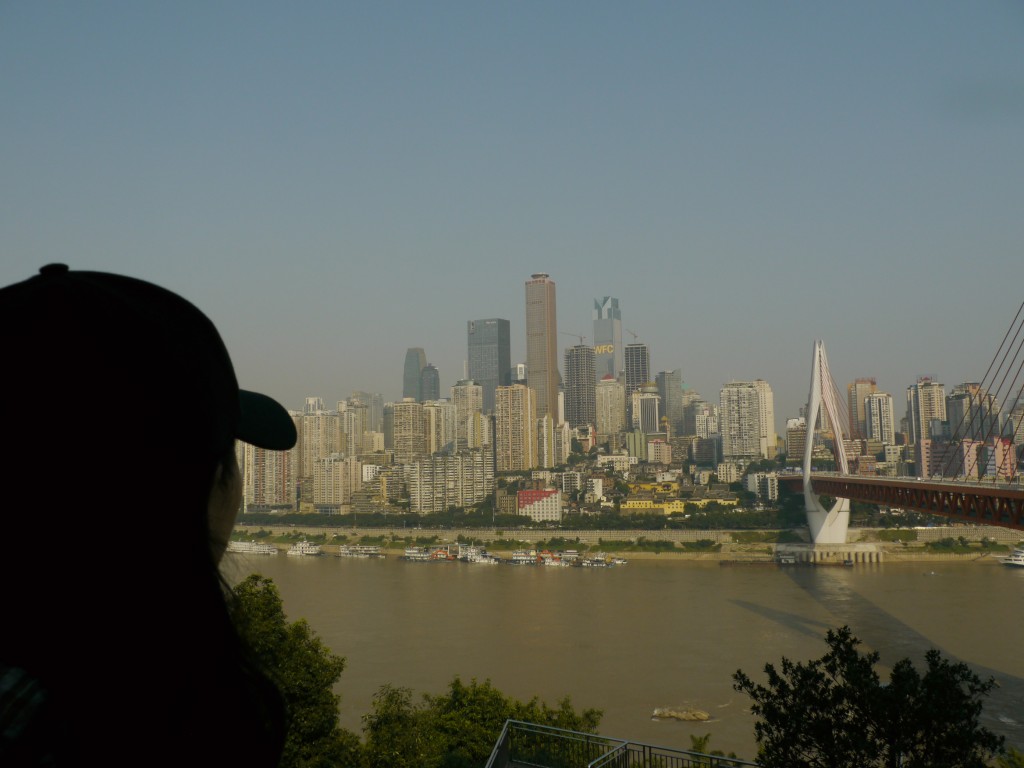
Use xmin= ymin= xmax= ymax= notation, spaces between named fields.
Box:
xmin=777 ymin=543 xmax=882 ymax=564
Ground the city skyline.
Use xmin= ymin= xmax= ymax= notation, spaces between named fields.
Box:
xmin=2 ymin=3 xmax=1022 ymax=429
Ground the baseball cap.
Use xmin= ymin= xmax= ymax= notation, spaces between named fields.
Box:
xmin=0 ymin=263 xmax=296 ymax=453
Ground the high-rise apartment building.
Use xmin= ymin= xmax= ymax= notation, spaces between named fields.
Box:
xmin=524 ymin=273 xmax=559 ymax=421
xmin=451 ymin=379 xmax=484 ymax=450
xmin=865 ymin=392 xmax=895 ymax=445
xmin=495 ymin=384 xmax=537 ymax=472
xmin=563 ymin=344 xmax=596 ymax=428
xmin=403 ymin=348 xmax=426 ymax=401
xmin=947 ymin=383 xmax=1000 ymax=442
xmin=906 ymin=377 xmax=946 ymax=445
xmin=592 ymin=297 xmax=623 ymax=382
xmin=753 ymin=379 xmax=776 ymax=458
xmin=242 ymin=440 xmax=298 ymax=513
xmin=389 ymin=398 xmax=426 ymax=464
xmin=350 ymin=391 xmax=384 ymax=433
xmin=847 ymin=378 xmax=878 ymax=439
xmin=419 ymin=363 xmax=440 ymax=402
xmin=631 ymin=386 xmax=661 ymax=434
xmin=595 ymin=375 xmax=626 ymax=440
xmin=422 ymin=399 xmax=457 ymax=455
xmin=467 ymin=318 xmax=511 ymax=414
xmin=720 ymin=380 xmax=773 ymax=462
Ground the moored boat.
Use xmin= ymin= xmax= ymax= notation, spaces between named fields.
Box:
xmin=1000 ymin=545 xmax=1024 ymax=567
xmin=286 ymin=540 xmax=322 ymax=557
xmin=227 ymin=540 xmax=278 ymax=555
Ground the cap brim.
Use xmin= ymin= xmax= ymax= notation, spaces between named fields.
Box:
xmin=237 ymin=390 xmax=297 ymax=450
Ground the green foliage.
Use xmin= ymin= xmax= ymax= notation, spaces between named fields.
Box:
xmin=733 ymin=626 xmax=1004 ymax=768
xmin=926 ymin=536 xmax=975 ymax=554
xmin=996 ymin=747 xmax=1024 ymax=767
xmin=361 ymin=677 xmax=602 ymax=768
xmin=232 ymin=575 xmax=361 ymax=768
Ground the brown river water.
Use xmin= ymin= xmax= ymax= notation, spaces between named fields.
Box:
xmin=223 ymin=552 xmax=1024 ymax=760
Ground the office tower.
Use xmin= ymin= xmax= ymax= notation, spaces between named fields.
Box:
xmin=451 ymin=379 xmax=484 ymax=450
xmin=592 ymin=296 xmax=623 ymax=382
xmin=865 ymin=392 xmax=896 ymax=445
xmin=624 ymin=343 xmax=650 ymax=398
xmin=419 ymin=363 xmax=440 ymax=402
xmin=467 ymin=318 xmax=511 ymax=414
xmin=656 ymin=369 xmax=684 ymax=435
xmin=524 ymin=273 xmax=559 ymax=421
xmin=390 ymin=398 xmax=426 ymax=464
xmin=351 ymin=391 xmax=384 ymax=433
xmin=906 ymin=377 xmax=946 ymax=445
xmin=753 ymin=379 xmax=776 ymax=458
xmin=495 ymin=384 xmax=537 ymax=471
xmin=847 ymin=378 xmax=878 ymax=439
xmin=563 ymin=344 xmax=596 ymax=428
xmin=403 ymin=348 xmax=426 ymax=401
xmin=720 ymin=381 xmax=770 ymax=462
xmin=631 ymin=385 xmax=661 ymax=434
xmin=595 ymin=375 xmax=626 ymax=439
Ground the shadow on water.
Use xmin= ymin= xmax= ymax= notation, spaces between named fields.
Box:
xmin=731 ymin=566 xmax=1024 ymax=749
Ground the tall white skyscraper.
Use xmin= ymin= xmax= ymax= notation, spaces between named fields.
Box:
xmin=865 ymin=391 xmax=895 ymax=445
xmin=720 ymin=380 xmax=774 ymax=461
xmin=592 ymin=296 xmax=623 ymax=382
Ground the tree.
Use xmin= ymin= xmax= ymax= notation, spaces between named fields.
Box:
xmin=361 ymin=676 xmax=602 ymax=768
xmin=733 ymin=626 xmax=1004 ymax=768
xmin=231 ymin=574 xmax=362 ymax=768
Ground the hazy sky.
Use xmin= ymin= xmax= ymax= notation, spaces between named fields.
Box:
xmin=3 ymin=2 xmax=1023 ymax=434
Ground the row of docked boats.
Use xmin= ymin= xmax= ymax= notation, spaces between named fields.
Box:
xmin=226 ymin=539 xmax=325 ymax=557
xmin=399 ymin=545 xmax=626 ymax=567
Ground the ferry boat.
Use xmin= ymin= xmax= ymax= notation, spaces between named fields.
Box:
xmin=509 ymin=549 xmax=538 ymax=565
xmin=1000 ymin=545 xmax=1024 ymax=567
xmin=337 ymin=544 xmax=385 ymax=558
xmin=459 ymin=546 xmax=500 ymax=564
xmin=286 ymin=540 xmax=322 ymax=557
xmin=402 ymin=546 xmax=433 ymax=562
xmin=226 ymin=540 xmax=278 ymax=555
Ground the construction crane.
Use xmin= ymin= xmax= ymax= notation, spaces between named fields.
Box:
xmin=626 ymin=329 xmax=640 ymax=342
xmin=561 ymin=332 xmax=587 ymax=346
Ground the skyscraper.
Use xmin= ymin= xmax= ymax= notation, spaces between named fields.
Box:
xmin=525 ymin=273 xmax=559 ymax=421
xmin=419 ymin=363 xmax=440 ymax=402
xmin=595 ymin=375 xmax=626 ymax=441
xmin=847 ymin=378 xmax=878 ymax=439
xmin=403 ymin=348 xmax=426 ymax=401
xmin=563 ymin=344 xmax=596 ymax=428
xmin=906 ymin=377 xmax=946 ymax=445
xmin=656 ymin=369 xmax=684 ymax=435
xmin=624 ymin=343 xmax=650 ymax=397
xmin=495 ymin=384 xmax=537 ymax=472
xmin=592 ymin=297 xmax=623 ymax=382
xmin=467 ymin=318 xmax=511 ymax=414
xmin=720 ymin=380 xmax=775 ymax=462
xmin=451 ymin=379 xmax=485 ymax=450
xmin=865 ymin=391 xmax=895 ymax=445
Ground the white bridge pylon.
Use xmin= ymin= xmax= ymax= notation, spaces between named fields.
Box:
xmin=802 ymin=340 xmax=850 ymax=544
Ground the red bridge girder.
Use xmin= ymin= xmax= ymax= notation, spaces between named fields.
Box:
xmin=779 ymin=475 xmax=1024 ymax=531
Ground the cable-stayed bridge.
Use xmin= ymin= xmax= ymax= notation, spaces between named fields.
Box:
xmin=786 ymin=313 xmax=1024 ymax=542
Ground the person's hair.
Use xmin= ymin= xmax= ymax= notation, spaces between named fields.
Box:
xmin=0 ymin=268 xmax=289 ymax=767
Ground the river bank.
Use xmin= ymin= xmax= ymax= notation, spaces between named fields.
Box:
xmin=233 ymin=523 xmax=1021 ymax=564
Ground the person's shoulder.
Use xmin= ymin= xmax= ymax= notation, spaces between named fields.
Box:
xmin=0 ymin=663 xmax=57 ymax=766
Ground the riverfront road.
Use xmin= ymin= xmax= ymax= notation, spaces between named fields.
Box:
xmin=781 ymin=473 xmax=1024 ymax=531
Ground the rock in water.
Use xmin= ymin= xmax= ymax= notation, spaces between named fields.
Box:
xmin=652 ymin=707 xmax=710 ymax=721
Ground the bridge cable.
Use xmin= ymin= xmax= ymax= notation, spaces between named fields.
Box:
xmin=945 ymin=298 xmax=1024 ymax=480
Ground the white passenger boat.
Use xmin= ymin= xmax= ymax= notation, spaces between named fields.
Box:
xmin=337 ymin=544 xmax=385 ymax=558
xmin=509 ymin=549 xmax=538 ymax=565
xmin=403 ymin=546 xmax=433 ymax=561
xmin=227 ymin=540 xmax=278 ymax=555
xmin=286 ymin=540 xmax=322 ymax=557
xmin=1000 ymin=545 xmax=1024 ymax=567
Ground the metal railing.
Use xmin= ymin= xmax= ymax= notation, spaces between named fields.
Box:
xmin=485 ymin=720 xmax=760 ymax=768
